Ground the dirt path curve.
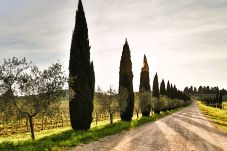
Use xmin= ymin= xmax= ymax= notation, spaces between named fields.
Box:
xmin=71 ymin=101 xmax=227 ymax=151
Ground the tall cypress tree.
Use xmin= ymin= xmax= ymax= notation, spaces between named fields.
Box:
xmin=173 ymin=85 xmax=177 ymax=99
xmin=139 ymin=55 xmax=151 ymax=116
xmin=170 ymin=84 xmax=174 ymax=99
xmin=69 ymin=0 xmax=95 ymax=130
xmin=153 ymin=73 xmax=160 ymax=114
xmin=160 ymin=79 xmax=166 ymax=96
xmin=218 ymin=93 xmax=223 ymax=109
xmin=167 ymin=81 xmax=171 ymax=98
xmin=119 ymin=39 xmax=134 ymax=121
xmin=152 ymin=73 xmax=159 ymax=98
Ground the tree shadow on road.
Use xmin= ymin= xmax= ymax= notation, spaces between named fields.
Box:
xmin=177 ymin=112 xmax=209 ymax=121
xmin=162 ymin=118 xmax=225 ymax=151
xmin=108 ymin=122 xmax=171 ymax=151
xmin=172 ymin=114 xmax=227 ymax=137
xmin=176 ymin=112 xmax=227 ymax=128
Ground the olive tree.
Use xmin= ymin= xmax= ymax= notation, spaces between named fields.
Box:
xmin=17 ymin=63 xmax=66 ymax=140
xmin=118 ymin=87 xmax=129 ymax=116
xmin=139 ymin=90 xmax=154 ymax=116
xmin=159 ymin=96 xmax=169 ymax=112
xmin=134 ymin=92 xmax=140 ymax=119
xmin=0 ymin=57 xmax=30 ymax=126
xmin=96 ymin=87 xmax=119 ymax=124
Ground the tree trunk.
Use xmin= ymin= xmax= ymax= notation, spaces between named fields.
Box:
xmin=136 ymin=111 xmax=139 ymax=119
xmin=95 ymin=112 xmax=98 ymax=125
xmin=61 ymin=113 xmax=64 ymax=127
xmin=110 ymin=113 xmax=113 ymax=124
xmin=19 ymin=119 xmax=22 ymax=129
xmin=28 ymin=116 xmax=35 ymax=141
xmin=41 ymin=116 xmax=44 ymax=130
xmin=26 ymin=118 xmax=29 ymax=132
xmin=2 ymin=119 xmax=4 ymax=129
xmin=51 ymin=118 xmax=53 ymax=128
xmin=56 ymin=116 xmax=58 ymax=128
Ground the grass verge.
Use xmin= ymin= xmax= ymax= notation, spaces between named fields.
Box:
xmin=197 ymin=101 xmax=227 ymax=133
xmin=0 ymin=107 xmax=187 ymax=151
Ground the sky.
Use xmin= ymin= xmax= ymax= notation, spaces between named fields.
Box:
xmin=0 ymin=0 xmax=227 ymax=91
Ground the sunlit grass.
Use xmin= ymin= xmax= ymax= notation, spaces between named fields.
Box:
xmin=223 ymin=101 xmax=227 ymax=110
xmin=198 ymin=101 xmax=227 ymax=133
xmin=0 ymin=127 xmax=71 ymax=143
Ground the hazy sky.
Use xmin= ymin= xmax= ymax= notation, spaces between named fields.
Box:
xmin=1 ymin=0 xmax=227 ymax=91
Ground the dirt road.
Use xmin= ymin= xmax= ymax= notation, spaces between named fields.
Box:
xmin=72 ymin=101 xmax=227 ymax=151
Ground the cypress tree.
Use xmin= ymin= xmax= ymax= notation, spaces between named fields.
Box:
xmin=153 ymin=73 xmax=160 ymax=114
xmin=173 ymin=85 xmax=177 ymax=99
xmin=119 ymin=39 xmax=134 ymax=121
xmin=139 ymin=55 xmax=151 ymax=116
xmin=215 ymin=93 xmax=219 ymax=106
xmin=170 ymin=84 xmax=174 ymax=99
xmin=218 ymin=93 xmax=223 ymax=109
xmin=167 ymin=81 xmax=171 ymax=98
xmin=152 ymin=73 xmax=160 ymax=98
xmin=160 ymin=79 xmax=166 ymax=96
xmin=69 ymin=0 xmax=95 ymax=130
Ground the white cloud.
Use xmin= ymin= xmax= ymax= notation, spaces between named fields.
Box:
xmin=0 ymin=0 xmax=227 ymax=91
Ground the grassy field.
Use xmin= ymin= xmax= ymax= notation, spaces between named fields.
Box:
xmin=223 ymin=101 xmax=227 ymax=110
xmin=0 ymin=107 xmax=186 ymax=151
xmin=198 ymin=101 xmax=227 ymax=133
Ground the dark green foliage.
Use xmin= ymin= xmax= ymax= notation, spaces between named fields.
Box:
xmin=201 ymin=90 xmax=224 ymax=109
xmin=170 ymin=84 xmax=174 ymax=99
xmin=162 ymin=80 xmax=190 ymax=109
xmin=218 ymin=93 xmax=223 ymax=109
xmin=153 ymin=73 xmax=160 ymax=114
xmin=194 ymin=87 xmax=197 ymax=94
xmin=198 ymin=86 xmax=203 ymax=94
xmin=69 ymin=0 xmax=95 ymax=130
xmin=173 ymin=85 xmax=177 ymax=98
xmin=152 ymin=73 xmax=160 ymax=98
xmin=139 ymin=55 xmax=151 ymax=116
xmin=185 ymin=85 xmax=221 ymax=95
xmin=166 ymin=81 xmax=171 ymax=98
xmin=119 ymin=39 xmax=134 ymax=121
xmin=160 ymin=79 xmax=166 ymax=96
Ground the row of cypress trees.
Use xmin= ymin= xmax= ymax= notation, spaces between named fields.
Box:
xmin=68 ymin=0 xmax=189 ymax=130
xmin=202 ymin=93 xmax=223 ymax=109
xmin=140 ymin=57 xmax=190 ymax=114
